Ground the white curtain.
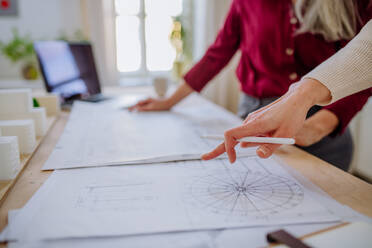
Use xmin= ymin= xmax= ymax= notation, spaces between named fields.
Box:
xmin=81 ymin=0 xmax=119 ymax=86
xmin=192 ymin=0 xmax=241 ymax=113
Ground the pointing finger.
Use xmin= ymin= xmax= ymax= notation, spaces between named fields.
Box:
xmin=201 ymin=142 xmax=226 ymax=160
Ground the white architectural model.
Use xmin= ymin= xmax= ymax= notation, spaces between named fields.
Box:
xmin=0 ymin=120 xmax=36 ymax=154
xmin=0 ymin=89 xmax=33 ymax=115
xmin=0 ymin=89 xmax=47 ymax=137
xmin=0 ymin=89 xmax=59 ymax=180
xmin=33 ymin=94 xmax=60 ymax=116
xmin=0 ymin=135 xmax=21 ymax=180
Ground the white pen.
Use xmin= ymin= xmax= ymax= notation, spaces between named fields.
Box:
xmin=201 ymin=135 xmax=295 ymax=145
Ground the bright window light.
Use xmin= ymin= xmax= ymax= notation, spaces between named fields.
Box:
xmin=144 ymin=0 xmax=183 ymax=16
xmin=115 ymin=0 xmax=140 ymax=15
xmin=116 ymin=16 xmax=141 ymax=72
xmin=115 ymin=0 xmax=183 ymax=74
xmin=145 ymin=16 xmax=175 ymax=71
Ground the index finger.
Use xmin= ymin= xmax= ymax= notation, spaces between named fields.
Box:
xmin=226 ymin=120 xmax=264 ymax=140
xmin=223 ymin=121 xmax=264 ymax=163
xmin=128 ymin=104 xmax=138 ymax=111
xmin=201 ymin=142 xmax=226 ymax=160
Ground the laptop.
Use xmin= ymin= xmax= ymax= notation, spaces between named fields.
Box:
xmin=34 ymin=41 xmax=109 ymax=105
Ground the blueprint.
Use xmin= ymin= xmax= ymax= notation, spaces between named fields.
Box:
xmin=6 ymin=223 xmax=339 ymax=248
xmin=6 ymin=157 xmax=342 ymax=241
xmin=5 ymin=200 xmax=369 ymax=247
xmin=43 ymin=94 xmax=255 ymax=170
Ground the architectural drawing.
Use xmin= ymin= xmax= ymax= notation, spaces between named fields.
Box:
xmin=6 ymin=157 xmax=340 ymax=241
xmin=43 ymin=95 xmax=255 ymax=170
xmin=186 ymin=168 xmax=304 ymax=217
xmin=76 ymin=182 xmax=157 ymax=211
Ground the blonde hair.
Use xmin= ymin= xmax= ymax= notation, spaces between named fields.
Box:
xmin=295 ymin=0 xmax=360 ymax=41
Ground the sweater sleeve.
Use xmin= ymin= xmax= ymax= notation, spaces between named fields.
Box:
xmin=304 ymin=20 xmax=372 ymax=104
xmin=183 ymin=1 xmax=241 ymax=92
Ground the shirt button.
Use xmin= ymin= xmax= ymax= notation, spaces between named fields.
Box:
xmin=290 ymin=17 xmax=298 ymax=24
xmin=285 ymin=48 xmax=294 ymax=56
xmin=289 ymin=72 xmax=298 ymax=80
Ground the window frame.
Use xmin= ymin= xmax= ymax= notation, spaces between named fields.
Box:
xmin=114 ymin=0 xmax=187 ymax=81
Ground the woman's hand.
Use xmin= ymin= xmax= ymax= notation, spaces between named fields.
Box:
xmin=128 ymin=98 xmax=172 ymax=112
xmin=295 ymin=109 xmax=339 ymax=147
xmin=128 ymin=81 xmax=194 ymax=112
xmin=201 ymin=78 xmax=332 ymax=163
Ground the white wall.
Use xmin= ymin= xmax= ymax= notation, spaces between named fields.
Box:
xmin=350 ymin=99 xmax=372 ymax=182
xmin=0 ymin=0 xmax=83 ymax=78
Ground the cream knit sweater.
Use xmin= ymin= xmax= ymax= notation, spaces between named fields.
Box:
xmin=304 ymin=20 xmax=372 ymax=104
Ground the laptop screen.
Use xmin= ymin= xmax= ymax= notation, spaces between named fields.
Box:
xmin=34 ymin=41 xmax=101 ymax=102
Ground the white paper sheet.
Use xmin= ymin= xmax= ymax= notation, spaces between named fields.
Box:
xmin=5 ymin=208 xmax=364 ymax=248
xmin=7 ymin=225 xmax=334 ymax=248
xmin=4 ymin=211 xmax=337 ymax=248
xmin=7 ymin=157 xmax=344 ymax=241
xmin=42 ymin=94 xmax=256 ymax=170
xmin=5 ymin=159 xmax=371 ymax=247
xmin=6 ymin=232 xmax=214 ymax=248
xmin=1 ymin=210 xmax=335 ymax=248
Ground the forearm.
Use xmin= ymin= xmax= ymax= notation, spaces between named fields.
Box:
xmin=295 ymin=109 xmax=339 ymax=147
xmin=304 ymin=20 xmax=372 ymax=103
xmin=182 ymin=2 xmax=240 ymax=93
xmin=165 ymin=81 xmax=194 ymax=107
xmin=306 ymin=109 xmax=339 ymax=136
xmin=292 ymin=82 xmax=370 ymax=136
xmin=322 ymin=88 xmax=371 ymax=134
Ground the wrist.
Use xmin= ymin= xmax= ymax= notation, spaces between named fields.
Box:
xmin=165 ymin=81 xmax=194 ymax=108
xmin=287 ymin=83 xmax=315 ymax=111
xmin=163 ymin=97 xmax=175 ymax=109
xmin=290 ymin=78 xmax=331 ymax=108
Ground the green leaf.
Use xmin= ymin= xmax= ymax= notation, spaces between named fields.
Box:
xmin=33 ymin=98 xmax=40 ymax=108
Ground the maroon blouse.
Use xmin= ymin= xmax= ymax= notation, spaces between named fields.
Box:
xmin=184 ymin=0 xmax=372 ymax=134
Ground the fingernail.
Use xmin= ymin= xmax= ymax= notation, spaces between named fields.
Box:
xmin=258 ymin=147 xmax=268 ymax=156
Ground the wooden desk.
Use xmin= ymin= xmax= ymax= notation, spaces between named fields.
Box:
xmin=0 ymin=112 xmax=68 ymax=232
xmin=1 ymin=100 xmax=372 ymax=242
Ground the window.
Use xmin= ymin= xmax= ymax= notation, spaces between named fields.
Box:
xmin=115 ymin=0 xmax=183 ymax=77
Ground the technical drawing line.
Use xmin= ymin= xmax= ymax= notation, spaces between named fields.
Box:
xmin=186 ymin=169 xmax=304 ymax=217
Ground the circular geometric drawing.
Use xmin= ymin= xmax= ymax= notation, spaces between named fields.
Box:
xmin=186 ymin=170 xmax=304 ymax=217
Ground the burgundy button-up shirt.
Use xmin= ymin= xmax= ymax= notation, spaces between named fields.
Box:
xmin=184 ymin=0 xmax=372 ymax=134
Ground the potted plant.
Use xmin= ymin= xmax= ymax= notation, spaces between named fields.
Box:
xmin=0 ymin=28 xmax=39 ymax=80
